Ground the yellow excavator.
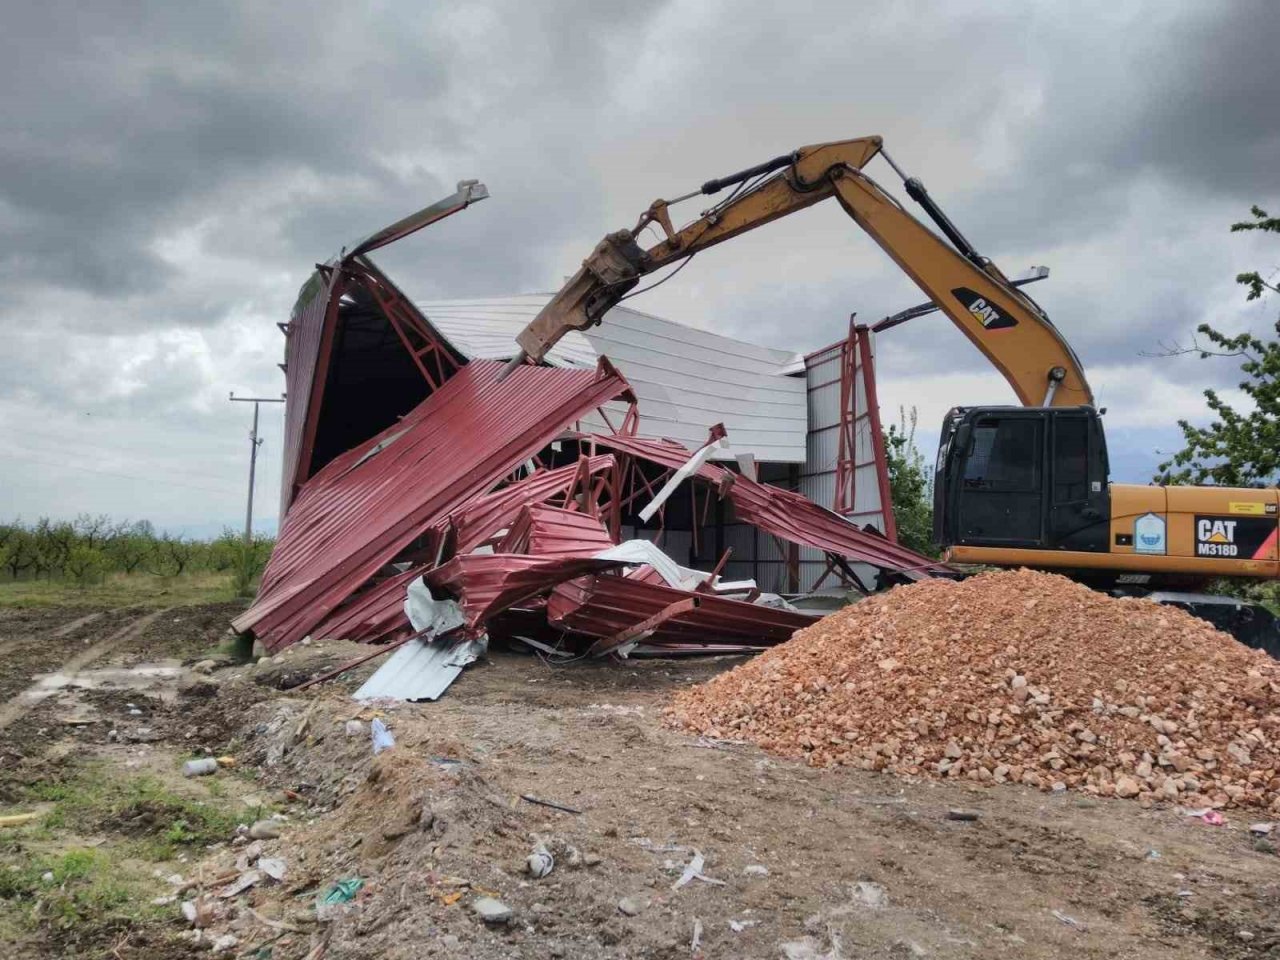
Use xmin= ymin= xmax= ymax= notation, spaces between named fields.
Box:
xmin=507 ymin=136 xmax=1279 ymax=648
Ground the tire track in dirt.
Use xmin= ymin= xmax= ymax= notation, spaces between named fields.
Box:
xmin=0 ymin=611 xmax=103 ymax=658
xmin=0 ymin=608 xmax=169 ymax=732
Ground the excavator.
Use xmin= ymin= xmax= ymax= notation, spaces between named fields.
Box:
xmin=505 ymin=136 xmax=1280 ymax=649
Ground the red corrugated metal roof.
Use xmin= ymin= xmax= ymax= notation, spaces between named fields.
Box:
xmin=309 ymin=565 xmax=423 ymax=643
xmin=235 ymin=359 xmax=632 ymax=650
xmin=279 ymin=183 xmax=488 ymax=514
xmin=546 ymin=574 xmax=816 ymax=647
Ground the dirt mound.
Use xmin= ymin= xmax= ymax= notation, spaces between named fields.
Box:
xmin=668 ymin=569 xmax=1280 ymax=811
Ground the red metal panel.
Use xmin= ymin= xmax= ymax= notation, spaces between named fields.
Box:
xmin=428 ymin=554 xmax=628 ymax=634
xmin=498 ymin=505 xmax=615 ymax=557
xmin=235 ymin=360 xmax=632 ymax=650
xmin=727 ymin=473 xmax=949 ymax=575
xmin=445 ymin=455 xmax=615 ymax=554
xmin=546 ymin=574 xmax=815 ymax=647
xmin=309 ymin=566 xmax=423 ymax=643
xmin=279 ymin=269 xmax=338 ymax=517
xmin=577 ymin=433 xmax=948 ymax=576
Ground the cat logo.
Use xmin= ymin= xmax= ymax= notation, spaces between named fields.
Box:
xmin=950 ymin=287 xmax=1018 ymax=330
xmin=1196 ymin=518 xmax=1238 ymax=557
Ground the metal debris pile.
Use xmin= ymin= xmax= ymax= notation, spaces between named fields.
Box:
xmin=668 ymin=569 xmax=1280 ymax=812
xmin=232 ymin=183 xmax=951 ymax=696
xmin=234 ymin=361 xmax=945 ymax=696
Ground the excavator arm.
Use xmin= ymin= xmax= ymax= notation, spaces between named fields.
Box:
xmin=511 ymin=136 xmax=1092 ymax=408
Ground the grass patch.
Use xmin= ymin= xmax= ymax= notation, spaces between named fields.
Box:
xmin=0 ymin=762 xmax=266 ymax=952
xmin=0 ymin=571 xmax=239 ymax=609
xmin=20 ymin=764 xmax=246 ymax=859
xmin=0 ymin=847 xmax=164 ymax=936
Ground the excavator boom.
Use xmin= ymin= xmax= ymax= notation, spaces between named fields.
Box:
xmin=512 ymin=136 xmax=1092 ymax=408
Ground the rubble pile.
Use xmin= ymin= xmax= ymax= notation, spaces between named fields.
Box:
xmin=669 ymin=569 xmax=1280 ymax=811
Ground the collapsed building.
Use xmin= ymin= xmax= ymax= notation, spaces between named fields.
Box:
xmin=233 ymin=183 xmax=948 ymax=692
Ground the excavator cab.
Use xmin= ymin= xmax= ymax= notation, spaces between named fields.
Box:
xmin=934 ymin=406 xmax=1111 ymax=555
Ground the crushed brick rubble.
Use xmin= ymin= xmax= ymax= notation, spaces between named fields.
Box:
xmin=668 ymin=569 xmax=1280 ymax=812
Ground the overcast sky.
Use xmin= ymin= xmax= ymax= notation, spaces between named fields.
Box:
xmin=2 ymin=0 xmax=1276 ymax=535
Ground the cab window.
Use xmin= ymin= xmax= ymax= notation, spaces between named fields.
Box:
xmin=962 ymin=419 xmax=1041 ymax=491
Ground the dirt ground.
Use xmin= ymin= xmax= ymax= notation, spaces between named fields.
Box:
xmin=1 ymin=602 xmax=1278 ymax=959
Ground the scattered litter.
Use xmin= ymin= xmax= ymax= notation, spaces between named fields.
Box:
xmin=371 ymin=718 xmax=395 ymax=754
xmin=1177 ymin=889 xmax=1194 ymax=898
xmin=344 ymin=720 xmax=365 ymax=737
xmin=689 ymin=736 xmax=747 ymax=750
xmin=673 ymin=850 xmax=706 ymax=890
xmin=316 ymin=878 xmax=365 ymax=921
xmin=183 ymin=758 xmax=219 ymax=778
xmin=519 ymin=794 xmax=582 ymax=815
xmin=219 ymin=870 xmax=261 ymax=899
xmin=743 ymin=864 xmax=770 ymax=877
xmin=474 ymin=896 xmax=513 ymax=925
xmin=617 ymin=896 xmax=647 ymax=917
xmin=0 ymin=812 xmax=41 ymax=828
xmin=248 ymin=819 xmax=283 ymax=840
xmin=257 ymin=857 xmax=286 ymax=882
xmin=1145 ymin=849 xmax=1162 ymax=861
xmin=780 ymin=937 xmax=837 ymax=960
xmin=210 ymin=933 xmax=238 ymax=953
xmin=852 ymin=881 xmax=888 ymax=909
xmin=729 ymin=919 xmax=759 ymax=932
xmin=236 ymin=842 xmax=264 ymax=870
xmin=1249 ymin=822 xmax=1274 ymax=836
xmin=691 ymin=917 xmax=704 ymax=956
xmin=526 ymin=845 xmax=555 ymax=879
xmin=1197 ymin=811 xmax=1227 ymax=826
xmin=181 ymin=897 xmax=216 ymax=928
xmin=946 ymin=808 xmax=980 ymax=822
xmin=247 ymin=905 xmax=303 ymax=933
xmin=1052 ymin=909 xmax=1085 ymax=930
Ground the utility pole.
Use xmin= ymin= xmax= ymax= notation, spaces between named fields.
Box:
xmin=229 ymin=393 xmax=285 ymax=544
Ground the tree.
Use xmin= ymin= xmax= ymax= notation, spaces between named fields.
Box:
xmin=64 ymin=546 xmax=108 ymax=589
xmin=883 ymin=407 xmax=937 ymax=557
xmin=0 ymin=525 xmax=39 ymax=580
xmin=147 ymin=534 xmax=195 ymax=577
xmin=107 ymin=523 xmax=155 ymax=574
xmin=1156 ymin=206 xmax=1280 ymax=486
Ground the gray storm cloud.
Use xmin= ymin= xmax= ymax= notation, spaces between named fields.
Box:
xmin=0 ymin=0 xmax=1275 ymax=527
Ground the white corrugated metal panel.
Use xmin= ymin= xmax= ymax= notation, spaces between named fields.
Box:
xmin=418 ymin=294 xmax=808 ymax=463
xmin=420 ymin=295 xmax=598 ymax=368
xmin=353 ymin=635 xmax=485 ymax=702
